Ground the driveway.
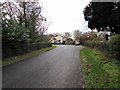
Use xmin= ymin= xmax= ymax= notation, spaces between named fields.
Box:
xmin=3 ymin=45 xmax=84 ymax=88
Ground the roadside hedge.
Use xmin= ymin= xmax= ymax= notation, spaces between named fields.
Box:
xmin=107 ymin=35 xmax=120 ymax=60
xmin=2 ymin=42 xmax=52 ymax=59
xmin=83 ymin=35 xmax=120 ymax=61
xmin=84 ymin=41 xmax=107 ymax=51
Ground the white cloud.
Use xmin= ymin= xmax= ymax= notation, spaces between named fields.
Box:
xmin=42 ymin=0 xmax=91 ymax=34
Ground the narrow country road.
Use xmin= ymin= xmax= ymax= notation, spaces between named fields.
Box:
xmin=3 ymin=45 xmax=84 ymax=88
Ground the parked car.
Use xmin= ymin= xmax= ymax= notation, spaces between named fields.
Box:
xmin=75 ymin=41 xmax=80 ymax=45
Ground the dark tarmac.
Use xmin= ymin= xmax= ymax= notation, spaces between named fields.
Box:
xmin=3 ymin=45 xmax=84 ymax=88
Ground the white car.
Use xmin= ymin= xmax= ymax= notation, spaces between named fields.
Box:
xmin=75 ymin=41 xmax=80 ymax=45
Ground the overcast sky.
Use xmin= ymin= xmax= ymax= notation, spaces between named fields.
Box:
xmin=42 ymin=0 xmax=91 ymax=34
xmin=1 ymin=0 xmax=91 ymax=34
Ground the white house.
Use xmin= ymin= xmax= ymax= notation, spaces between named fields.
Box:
xmin=97 ymin=31 xmax=112 ymax=40
xmin=50 ymin=35 xmax=64 ymax=44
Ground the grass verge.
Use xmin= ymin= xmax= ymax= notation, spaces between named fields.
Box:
xmin=80 ymin=47 xmax=120 ymax=88
xmin=2 ymin=46 xmax=56 ymax=67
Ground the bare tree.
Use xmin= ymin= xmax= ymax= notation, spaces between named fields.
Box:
xmin=1 ymin=2 xmax=21 ymax=21
xmin=1 ymin=1 xmax=49 ymax=42
xmin=64 ymin=32 xmax=71 ymax=39
xmin=73 ymin=30 xmax=82 ymax=39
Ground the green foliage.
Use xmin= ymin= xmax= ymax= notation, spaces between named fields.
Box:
xmin=107 ymin=35 xmax=120 ymax=60
xmin=2 ymin=2 xmax=51 ymax=60
xmin=3 ymin=42 xmax=52 ymax=59
xmin=84 ymin=35 xmax=120 ymax=61
xmin=84 ymin=41 xmax=107 ymax=51
xmin=80 ymin=48 xmax=120 ymax=88
xmin=2 ymin=18 xmax=30 ymax=43
xmin=2 ymin=2 xmax=48 ymax=43
xmin=92 ymin=37 xmax=103 ymax=41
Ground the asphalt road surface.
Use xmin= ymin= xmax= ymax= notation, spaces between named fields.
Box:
xmin=3 ymin=45 xmax=84 ymax=88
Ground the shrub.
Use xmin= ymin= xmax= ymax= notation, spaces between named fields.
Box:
xmin=84 ymin=35 xmax=120 ymax=61
xmin=92 ymin=37 xmax=103 ymax=41
xmin=107 ymin=35 xmax=120 ymax=60
xmin=84 ymin=41 xmax=107 ymax=51
xmin=2 ymin=42 xmax=52 ymax=59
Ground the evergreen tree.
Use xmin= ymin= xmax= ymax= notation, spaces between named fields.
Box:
xmin=83 ymin=2 xmax=120 ymax=34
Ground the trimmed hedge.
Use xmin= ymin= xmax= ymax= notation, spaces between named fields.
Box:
xmin=84 ymin=41 xmax=107 ymax=51
xmin=83 ymin=35 xmax=120 ymax=60
xmin=107 ymin=35 xmax=120 ymax=60
xmin=2 ymin=42 xmax=52 ymax=59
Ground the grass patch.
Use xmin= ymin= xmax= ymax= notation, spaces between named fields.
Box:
xmin=2 ymin=46 xmax=56 ymax=67
xmin=80 ymin=47 xmax=120 ymax=88
xmin=92 ymin=37 xmax=103 ymax=41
